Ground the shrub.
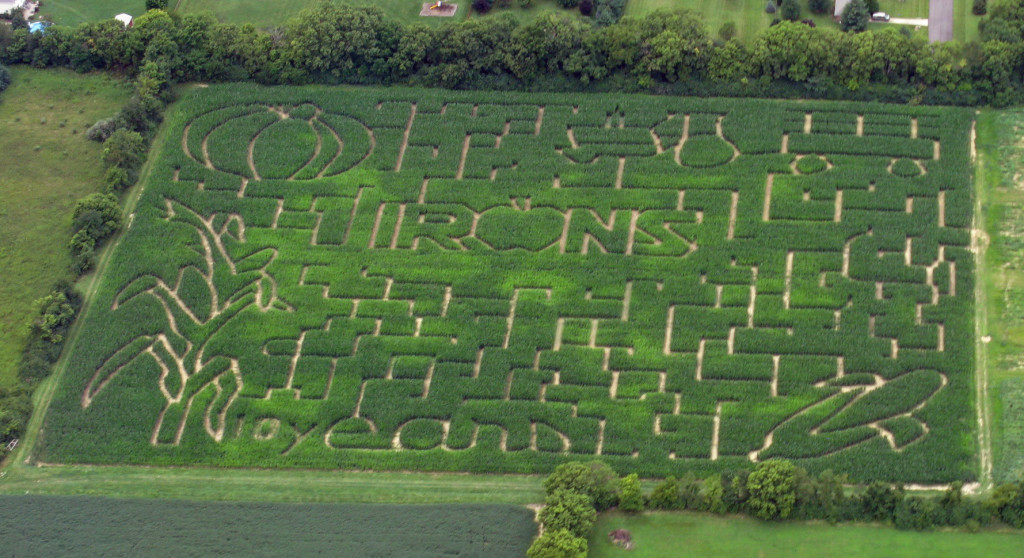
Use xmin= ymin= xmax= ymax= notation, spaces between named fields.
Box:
xmin=765 ymin=0 xmax=777 ymax=13
xmin=841 ymin=0 xmax=869 ymax=32
xmin=650 ymin=476 xmax=681 ymax=509
xmin=527 ymin=529 xmax=587 ymax=558
xmin=519 ymin=0 xmax=533 ymax=8
xmin=86 ymin=118 xmax=118 ymax=142
xmin=145 ymin=0 xmax=169 ymax=9
xmin=747 ymin=460 xmax=799 ymax=520
xmin=808 ymin=0 xmax=831 ymax=14
xmin=859 ymin=482 xmax=904 ymax=522
xmin=973 ymin=0 xmax=987 ymax=15
xmin=894 ymin=496 xmax=937 ymax=530
xmin=579 ymin=0 xmax=593 ymax=15
xmin=557 ymin=0 xmax=580 ymax=7
xmin=619 ymin=473 xmax=644 ymax=512
xmin=104 ymin=166 xmax=133 ymax=193
xmin=781 ymin=0 xmax=801 ymax=21
xmin=472 ymin=0 xmax=493 ymax=12
xmin=538 ymin=490 xmax=597 ymax=538
xmin=544 ymin=462 xmax=621 ymax=511
xmin=866 ymin=0 xmax=879 ymax=14
xmin=718 ymin=21 xmax=737 ymax=41
xmin=102 ymin=129 xmax=146 ymax=170
xmin=72 ymin=193 xmax=121 ymax=239
xmin=0 ymin=63 xmax=10 ymax=93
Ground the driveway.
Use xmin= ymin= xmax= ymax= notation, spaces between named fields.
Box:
xmin=889 ymin=17 xmax=929 ymax=25
xmin=929 ymin=0 xmax=954 ymax=42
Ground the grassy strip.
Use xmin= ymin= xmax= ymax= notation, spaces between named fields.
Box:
xmin=588 ymin=511 xmax=1024 ymax=557
xmin=0 ymin=462 xmax=545 ymax=504
xmin=0 ymin=68 xmax=129 ymax=388
xmin=975 ymin=108 xmax=1024 ymax=484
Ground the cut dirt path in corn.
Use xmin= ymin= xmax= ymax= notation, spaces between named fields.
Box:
xmin=395 ymin=103 xmax=417 ymax=172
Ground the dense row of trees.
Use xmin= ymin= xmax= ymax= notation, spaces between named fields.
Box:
xmin=1 ymin=1 xmax=1024 ymax=105
xmin=529 ymin=459 xmax=1024 ymax=557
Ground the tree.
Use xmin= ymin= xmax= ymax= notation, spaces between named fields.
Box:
xmin=538 ymin=489 xmax=597 ymax=538
xmin=557 ymin=0 xmax=580 ymax=7
xmin=9 ymin=8 xmax=27 ymax=30
xmin=859 ymin=481 xmax=904 ymax=522
xmin=649 ymin=476 xmax=681 ymax=509
xmin=866 ymin=0 xmax=880 ymax=14
xmin=704 ymin=474 xmax=726 ymax=514
xmin=102 ymin=129 xmax=146 ymax=169
xmin=527 ymin=529 xmax=587 ymax=558
xmin=808 ymin=0 xmax=831 ymax=14
xmin=619 ymin=473 xmax=644 ymax=512
xmin=841 ymin=0 xmax=870 ymax=32
xmin=72 ymin=193 xmax=122 ymax=240
xmin=544 ymin=461 xmax=621 ymax=511
xmin=472 ymin=0 xmax=494 ymax=12
xmin=579 ymin=0 xmax=593 ymax=15
xmin=766 ymin=0 xmax=777 ymax=13
xmin=718 ymin=21 xmax=737 ymax=41
xmin=145 ymin=0 xmax=170 ymax=10
xmin=782 ymin=0 xmax=802 ymax=21
xmin=747 ymin=460 xmax=799 ymax=520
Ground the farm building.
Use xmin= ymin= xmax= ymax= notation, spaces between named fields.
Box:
xmin=114 ymin=13 xmax=133 ymax=27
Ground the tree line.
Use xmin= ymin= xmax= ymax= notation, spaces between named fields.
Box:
xmin=529 ymin=459 xmax=1024 ymax=558
xmin=1 ymin=1 xmax=1024 ymax=106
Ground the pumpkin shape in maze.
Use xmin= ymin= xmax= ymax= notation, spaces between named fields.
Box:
xmin=183 ymin=103 xmax=373 ymax=180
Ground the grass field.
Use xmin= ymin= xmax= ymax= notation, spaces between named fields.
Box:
xmin=38 ymin=0 xmax=144 ymax=27
xmin=34 ymin=84 xmax=977 ymax=483
xmin=0 ymin=495 xmax=536 ymax=557
xmin=588 ymin=511 xmax=1024 ymax=557
xmin=975 ymin=108 xmax=1024 ymax=484
xmin=0 ymin=68 xmax=130 ymax=387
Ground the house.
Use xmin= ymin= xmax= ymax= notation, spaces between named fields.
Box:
xmin=0 ymin=0 xmax=25 ymax=15
xmin=833 ymin=0 xmax=853 ymax=20
xmin=114 ymin=13 xmax=133 ymax=28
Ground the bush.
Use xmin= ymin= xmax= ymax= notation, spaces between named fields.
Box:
xmin=544 ymin=461 xmax=621 ymax=511
xmin=650 ymin=477 xmax=681 ymax=509
xmin=519 ymin=0 xmax=533 ymax=8
xmin=145 ymin=0 xmax=169 ymax=9
xmin=527 ymin=529 xmax=587 ymax=558
xmin=86 ymin=118 xmax=118 ymax=143
xmin=766 ymin=0 xmax=777 ymax=13
xmin=747 ymin=460 xmax=799 ymax=520
xmin=102 ymin=129 xmax=146 ymax=170
xmin=841 ymin=0 xmax=869 ymax=32
xmin=538 ymin=490 xmax=597 ymax=538
xmin=557 ymin=0 xmax=580 ymax=7
xmin=619 ymin=473 xmax=644 ymax=512
xmin=782 ymin=0 xmax=801 ymax=21
xmin=718 ymin=21 xmax=737 ymax=41
xmin=973 ymin=0 xmax=987 ymax=15
xmin=104 ymin=166 xmax=133 ymax=193
xmin=72 ymin=193 xmax=121 ymax=239
xmin=808 ymin=0 xmax=831 ymax=14
xmin=0 ymin=63 xmax=10 ymax=93
xmin=472 ymin=0 xmax=493 ymax=11
xmin=579 ymin=0 xmax=593 ymax=15
xmin=894 ymin=496 xmax=937 ymax=530
xmin=859 ymin=482 xmax=904 ymax=522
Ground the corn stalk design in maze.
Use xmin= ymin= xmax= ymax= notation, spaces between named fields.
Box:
xmin=47 ymin=89 xmax=976 ymax=481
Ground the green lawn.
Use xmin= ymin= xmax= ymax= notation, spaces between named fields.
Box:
xmin=975 ymin=108 xmax=1024 ymax=484
xmin=38 ymin=0 xmax=144 ymax=27
xmin=588 ymin=511 xmax=1024 ymax=557
xmin=0 ymin=68 xmax=130 ymax=387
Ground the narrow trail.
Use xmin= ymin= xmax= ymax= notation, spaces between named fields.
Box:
xmin=710 ymin=402 xmax=723 ymax=461
xmin=762 ymin=175 xmax=774 ymax=222
xmin=456 ymin=134 xmax=470 ymax=180
xmin=672 ymin=115 xmax=691 ymax=165
xmin=972 ymin=116 xmax=993 ymax=489
xmin=395 ymin=103 xmax=417 ymax=172
xmin=803 ymin=112 xmax=813 ymax=134
xmin=727 ymin=191 xmax=739 ymax=240
xmin=783 ymin=251 xmax=794 ymax=310
xmin=834 ymin=190 xmax=843 ymax=222
xmin=368 ymin=203 xmax=385 ymax=249
xmin=911 ymin=118 xmax=919 ymax=139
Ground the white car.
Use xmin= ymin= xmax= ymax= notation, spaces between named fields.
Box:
xmin=871 ymin=12 xmax=891 ymax=21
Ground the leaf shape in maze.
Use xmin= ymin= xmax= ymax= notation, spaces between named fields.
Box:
xmin=818 ymin=369 xmax=945 ymax=434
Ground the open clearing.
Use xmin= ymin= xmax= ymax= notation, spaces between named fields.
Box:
xmin=975 ymin=108 xmax=1024 ymax=484
xmin=0 ymin=495 xmax=535 ymax=557
xmin=0 ymin=68 xmax=130 ymax=387
xmin=588 ymin=511 xmax=1024 ymax=557
xmin=37 ymin=85 xmax=975 ymax=483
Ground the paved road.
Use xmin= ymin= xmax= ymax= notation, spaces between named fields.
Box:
xmin=889 ymin=17 xmax=929 ymax=25
xmin=929 ymin=0 xmax=954 ymax=42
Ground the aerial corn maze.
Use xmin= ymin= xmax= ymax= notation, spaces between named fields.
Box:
xmin=40 ymin=85 xmax=977 ymax=483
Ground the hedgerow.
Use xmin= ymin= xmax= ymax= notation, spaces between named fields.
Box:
xmin=38 ymin=85 xmax=975 ymax=484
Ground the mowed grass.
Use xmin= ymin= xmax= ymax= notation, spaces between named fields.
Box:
xmin=976 ymin=108 xmax=1024 ymax=483
xmin=0 ymin=461 xmax=545 ymax=504
xmin=0 ymin=68 xmax=130 ymax=387
xmin=588 ymin=511 xmax=1024 ymax=558
xmin=38 ymin=0 xmax=144 ymax=27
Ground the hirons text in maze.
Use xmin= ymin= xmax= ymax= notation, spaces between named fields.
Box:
xmin=41 ymin=86 xmax=976 ymax=482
